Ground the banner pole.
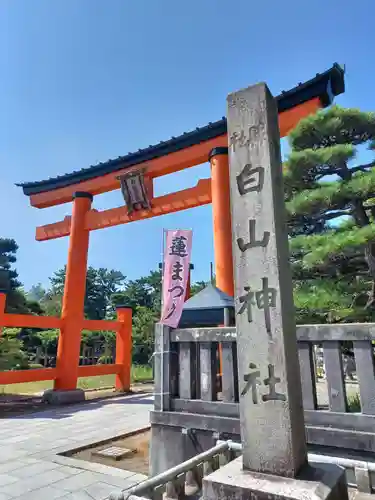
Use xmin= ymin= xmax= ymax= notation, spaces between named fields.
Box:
xmin=161 ymin=228 xmax=166 ymax=313
xmin=160 ymin=228 xmax=166 ymax=412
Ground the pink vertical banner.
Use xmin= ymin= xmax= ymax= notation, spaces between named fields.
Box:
xmin=160 ymin=229 xmax=192 ymax=328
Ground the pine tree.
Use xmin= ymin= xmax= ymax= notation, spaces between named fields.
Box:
xmin=0 ymin=238 xmax=21 ymax=291
xmin=50 ymin=266 xmax=126 ymax=319
xmin=0 ymin=238 xmax=41 ymax=314
xmin=286 ymin=106 xmax=375 ymax=322
xmin=0 ymin=333 xmax=28 ymax=370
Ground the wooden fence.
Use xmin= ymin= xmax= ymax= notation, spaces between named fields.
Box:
xmin=151 ymin=323 xmax=375 ymax=454
xmin=0 ymin=292 xmax=131 ymax=390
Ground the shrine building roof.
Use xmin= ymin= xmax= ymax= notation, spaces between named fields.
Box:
xmin=179 ymin=283 xmax=234 ymax=328
xmin=18 ymin=63 xmax=345 ymax=196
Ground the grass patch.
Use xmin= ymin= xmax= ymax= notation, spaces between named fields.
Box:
xmin=0 ymin=365 xmax=153 ymax=395
xmin=132 ymin=364 xmax=153 ymax=383
xmin=77 ymin=374 xmax=116 ymax=391
xmin=347 ymin=392 xmax=361 ymax=412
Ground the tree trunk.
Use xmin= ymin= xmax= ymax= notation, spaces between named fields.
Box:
xmin=351 ymin=197 xmax=375 ymax=309
xmin=365 ymin=242 xmax=375 ymax=309
xmin=352 ymin=199 xmax=370 ymax=227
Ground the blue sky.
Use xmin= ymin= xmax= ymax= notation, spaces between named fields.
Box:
xmin=1 ymin=0 xmax=374 ymax=291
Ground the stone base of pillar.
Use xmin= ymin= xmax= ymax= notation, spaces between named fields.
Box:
xmin=203 ymin=457 xmax=348 ymax=500
xmin=42 ymin=389 xmax=85 ymax=405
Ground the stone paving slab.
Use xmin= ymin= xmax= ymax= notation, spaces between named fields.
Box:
xmin=93 ymin=446 xmax=133 ymax=460
xmin=0 ymin=393 xmax=153 ymax=499
xmin=0 ymin=386 xmax=363 ymax=499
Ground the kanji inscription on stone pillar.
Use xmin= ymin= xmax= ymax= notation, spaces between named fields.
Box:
xmin=227 ymin=83 xmax=307 ymax=477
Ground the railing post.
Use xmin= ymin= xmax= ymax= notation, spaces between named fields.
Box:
xmin=115 ymin=305 xmax=132 ymax=392
xmin=54 ymin=192 xmax=92 ymax=391
xmin=0 ymin=291 xmax=6 ymax=337
xmin=154 ymin=323 xmax=172 ymax=411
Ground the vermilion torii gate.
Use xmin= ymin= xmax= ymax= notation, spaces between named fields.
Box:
xmin=13 ymin=64 xmax=344 ymax=395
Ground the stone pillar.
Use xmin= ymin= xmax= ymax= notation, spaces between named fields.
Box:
xmin=203 ymin=83 xmax=348 ymax=500
xmin=54 ymin=192 xmax=92 ymax=393
xmin=150 ymin=425 xmax=186 ymax=476
xmin=227 ymin=83 xmax=306 ymax=477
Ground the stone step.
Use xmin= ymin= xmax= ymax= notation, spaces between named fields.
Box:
xmin=307 ymin=426 xmax=375 ymax=454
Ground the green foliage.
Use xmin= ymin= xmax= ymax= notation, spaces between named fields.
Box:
xmin=190 ymin=280 xmax=209 ymax=296
xmin=36 ymin=329 xmax=59 ymax=355
xmin=132 ymin=305 xmax=157 ymax=364
xmin=50 ymin=266 xmax=126 ymax=320
xmin=0 ymin=238 xmax=21 ymax=291
xmin=291 ymin=225 xmax=375 ymax=269
xmin=0 ymin=238 xmax=42 ymax=315
xmin=0 ymin=239 xmax=50 ymax=371
xmin=28 ymin=363 xmax=44 ymax=369
xmin=289 ymin=105 xmax=375 ymax=150
xmin=113 ymin=270 xmax=162 ymax=312
xmin=294 ymin=278 xmax=372 ymax=324
xmin=27 ymin=283 xmax=47 ymax=302
xmin=288 ymin=105 xmax=375 ymax=321
xmin=131 ymin=364 xmax=153 ymax=382
xmin=347 ymin=393 xmax=361 ymax=413
xmin=81 ymin=329 xmax=116 ymax=351
xmin=40 ymin=291 xmax=62 ymax=317
xmin=1 ymin=259 xmax=207 ymax=371
xmin=287 ymin=170 xmax=375 ymax=219
xmin=0 ymin=330 xmax=28 ymax=371
xmin=285 ymin=144 xmax=355 ymax=196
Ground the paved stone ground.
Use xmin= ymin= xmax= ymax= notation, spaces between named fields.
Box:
xmin=0 ymin=393 xmax=154 ymax=499
xmin=0 ymin=381 xmax=364 ymax=499
xmin=316 ymin=380 xmax=359 ymax=406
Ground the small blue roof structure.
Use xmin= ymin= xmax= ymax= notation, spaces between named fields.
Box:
xmin=178 ymin=284 xmax=234 ymax=328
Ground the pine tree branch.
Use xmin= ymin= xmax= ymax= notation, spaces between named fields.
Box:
xmin=289 ymin=106 xmax=375 ymax=151
xmin=287 ymin=170 xmax=375 ymax=218
xmin=352 ymin=199 xmax=370 ymax=227
xmin=316 ymin=169 xmax=340 ymax=180
xmin=293 ymin=225 xmax=375 ymax=269
xmin=322 ymin=211 xmax=352 ymax=221
xmin=351 ymin=161 xmax=375 ymax=173
xmin=286 ymin=144 xmax=355 ymax=184
xmin=315 ymin=163 xmax=374 ymax=180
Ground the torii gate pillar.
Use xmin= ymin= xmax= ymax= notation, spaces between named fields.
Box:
xmin=54 ymin=191 xmax=92 ymax=393
xmin=209 ymin=147 xmax=234 ymax=297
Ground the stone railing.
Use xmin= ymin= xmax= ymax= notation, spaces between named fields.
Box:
xmin=109 ymin=440 xmax=236 ymax=500
xmin=151 ymin=323 xmax=375 ymax=454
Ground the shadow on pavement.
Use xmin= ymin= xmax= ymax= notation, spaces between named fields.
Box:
xmin=1 ymin=392 xmax=154 ymax=420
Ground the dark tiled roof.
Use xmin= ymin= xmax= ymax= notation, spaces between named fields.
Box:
xmin=17 ymin=64 xmax=345 ymax=196
xmin=179 ymin=283 xmax=234 ymax=327
xmin=183 ymin=283 xmax=234 ymax=311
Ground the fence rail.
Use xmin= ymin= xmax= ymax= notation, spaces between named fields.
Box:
xmin=1 ymin=314 xmax=61 ymax=329
xmin=0 ymin=316 xmax=123 ymax=332
xmin=0 ymin=368 xmax=57 ymax=385
xmin=0 ymin=292 xmax=132 ymax=390
xmin=110 ymin=441 xmax=235 ymax=500
xmin=0 ymin=364 xmax=123 ymax=386
xmin=154 ymin=323 xmax=375 ymax=454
